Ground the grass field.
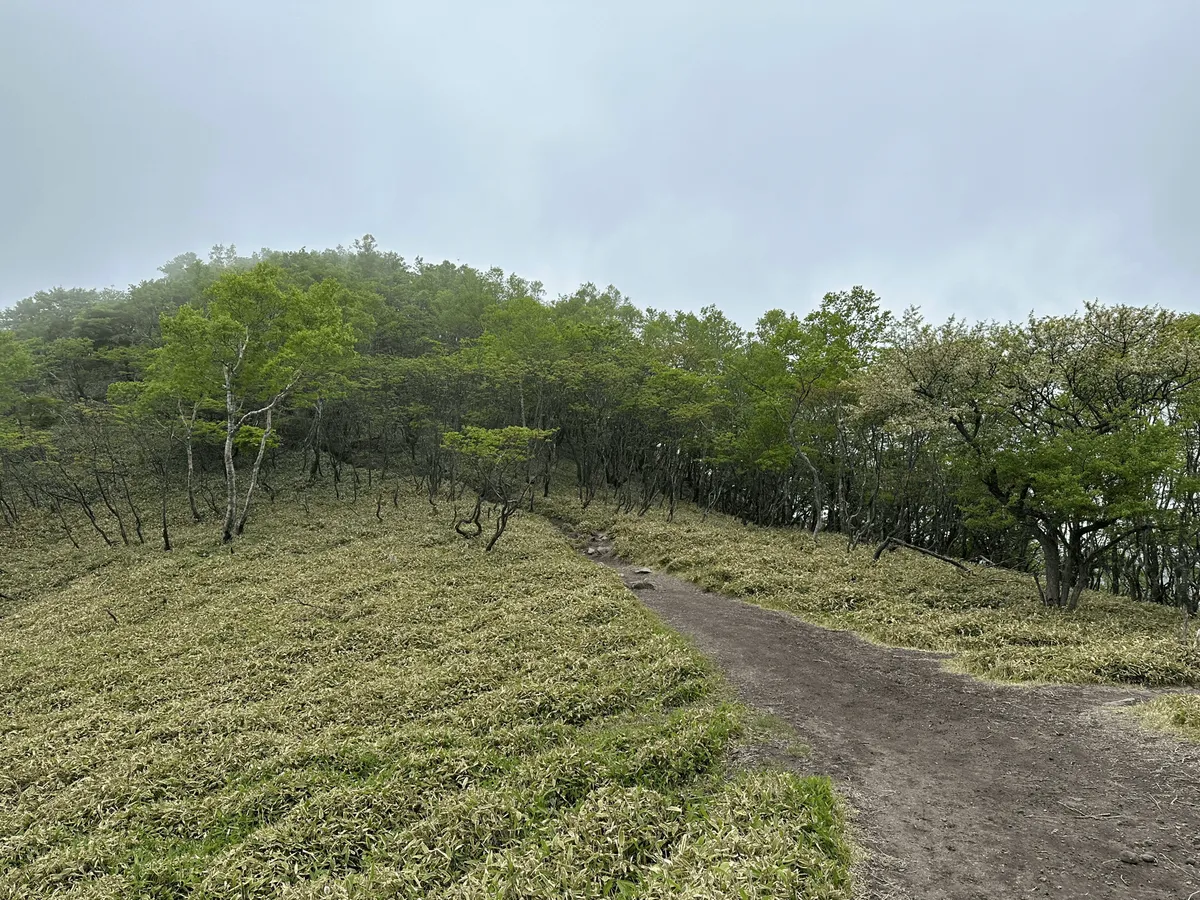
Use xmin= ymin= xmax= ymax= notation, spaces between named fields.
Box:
xmin=0 ymin=494 xmax=851 ymax=899
xmin=553 ymin=501 xmax=1200 ymax=689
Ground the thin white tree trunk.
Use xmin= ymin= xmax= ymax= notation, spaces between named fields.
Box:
xmin=180 ymin=402 xmax=201 ymax=522
xmin=222 ymin=368 xmax=238 ymax=543
xmin=237 ymin=407 xmax=273 ymax=535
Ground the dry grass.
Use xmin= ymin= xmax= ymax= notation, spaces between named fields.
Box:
xmin=550 ymin=500 xmax=1200 ymax=689
xmin=1127 ymin=693 xmax=1200 ymax=743
xmin=0 ymin=493 xmax=851 ymax=899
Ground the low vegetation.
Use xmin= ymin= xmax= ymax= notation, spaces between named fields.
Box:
xmin=0 ymin=494 xmax=852 ymax=899
xmin=1127 ymin=694 xmax=1200 ymax=743
xmin=553 ymin=501 xmax=1200 ymax=689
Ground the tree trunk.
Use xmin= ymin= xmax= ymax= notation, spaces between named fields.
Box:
xmin=116 ymin=469 xmax=144 ymax=544
xmin=1036 ymin=527 xmax=1066 ymax=606
xmin=181 ymin=403 xmax=201 ymax=522
xmin=222 ymin=369 xmax=238 ymax=544
xmin=236 ymin=407 xmax=272 ymax=536
xmin=786 ymin=421 xmax=823 ymax=540
xmin=94 ymin=471 xmax=130 ymax=546
xmin=1063 ymin=527 xmax=1087 ymax=611
xmin=1066 ymin=576 xmax=1087 ymax=611
xmin=158 ymin=465 xmax=172 ymax=551
xmin=185 ymin=434 xmax=201 ymax=522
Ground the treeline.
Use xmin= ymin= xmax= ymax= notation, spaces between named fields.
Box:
xmin=2 ymin=236 xmax=1199 ymax=614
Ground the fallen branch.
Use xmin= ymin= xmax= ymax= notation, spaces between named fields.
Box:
xmin=873 ymin=536 xmax=972 ymax=574
xmin=1057 ymin=801 xmax=1116 ymax=820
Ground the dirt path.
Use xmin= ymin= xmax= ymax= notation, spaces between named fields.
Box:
xmin=584 ymin=545 xmax=1200 ymax=899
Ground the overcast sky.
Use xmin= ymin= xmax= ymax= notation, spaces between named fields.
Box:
xmin=2 ymin=1 xmax=1198 ymax=326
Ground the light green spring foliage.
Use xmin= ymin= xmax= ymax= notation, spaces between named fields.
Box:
xmin=441 ymin=426 xmax=555 ymax=473
xmin=556 ymin=502 xmax=1200 ymax=687
xmin=0 ymin=332 xmax=34 ymax=448
xmin=1127 ymin=694 xmax=1200 ymax=742
xmin=0 ymin=496 xmax=851 ymax=899
xmin=153 ymin=263 xmax=361 ymax=411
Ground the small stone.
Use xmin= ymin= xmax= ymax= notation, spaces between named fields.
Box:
xmin=1119 ymin=850 xmax=1139 ymax=865
xmin=1139 ymin=853 xmax=1157 ymax=865
xmin=1184 ymin=857 xmax=1196 ymax=867
xmin=1193 ymin=835 xmax=1200 ymax=848
xmin=630 ymin=580 xmax=656 ymax=591
xmin=635 ymin=567 xmax=652 ymax=574
xmin=585 ymin=548 xmax=596 ymax=556
xmin=1106 ymin=697 xmax=1139 ymax=707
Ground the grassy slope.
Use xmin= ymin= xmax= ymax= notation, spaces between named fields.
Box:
xmin=0 ymin=498 xmax=851 ymax=899
xmin=553 ymin=502 xmax=1200 ymax=689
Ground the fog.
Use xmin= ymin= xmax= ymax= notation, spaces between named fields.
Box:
xmin=3 ymin=0 xmax=1198 ymax=324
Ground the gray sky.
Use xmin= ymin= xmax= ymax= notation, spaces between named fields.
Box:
xmin=2 ymin=1 xmax=1198 ymax=326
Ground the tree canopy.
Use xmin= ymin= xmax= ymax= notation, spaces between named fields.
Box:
xmin=2 ymin=236 xmax=1199 ymax=608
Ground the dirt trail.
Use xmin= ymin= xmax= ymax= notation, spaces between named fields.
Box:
xmin=584 ymin=543 xmax=1200 ymax=900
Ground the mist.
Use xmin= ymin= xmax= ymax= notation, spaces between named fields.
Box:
xmin=3 ymin=0 xmax=1198 ymax=324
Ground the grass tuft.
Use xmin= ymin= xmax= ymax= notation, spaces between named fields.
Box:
xmin=1126 ymin=693 xmax=1200 ymax=743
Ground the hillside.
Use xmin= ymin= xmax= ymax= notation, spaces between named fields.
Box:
xmin=571 ymin=524 xmax=1200 ymax=898
xmin=553 ymin=501 xmax=1200 ymax=688
xmin=0 ymin=496 xmax=851 ymax=899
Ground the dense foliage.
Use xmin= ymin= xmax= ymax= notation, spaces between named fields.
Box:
xmin=3 ymin=237 xmax=1200 ymax=616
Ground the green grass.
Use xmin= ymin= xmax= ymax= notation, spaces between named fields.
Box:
xmin=1127 ymin=694 xmax=1200 ymax=743
xmin=551 ymin=500 xmax=1200 ymax=688
xmin=0 ymin=493 xmax=851 ymax=899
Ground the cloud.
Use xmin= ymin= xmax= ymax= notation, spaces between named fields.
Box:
xmin=2 ymin=0 xmax=1198 ymax=325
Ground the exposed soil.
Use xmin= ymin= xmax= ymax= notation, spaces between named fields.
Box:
xmin=578 ymin=537 xmax=1200 ymax=900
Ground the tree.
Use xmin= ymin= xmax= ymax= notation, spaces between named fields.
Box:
xmin=876 ymin=304 xmax=1199 ymax=609
xmin=0 ymin=334 xmax=39 ymax=527
xmin=443 ymin=426 xmax=555 ymax=550
xmin=11 ymin=233 xmax=1200 ymax=620
xmin=1 ymin=287 xmax=117 ymax=342
xmin=0 ymin=333 xmax=33 ymax=434
xmin=152 ymin=264 xmax=361 ymax=542
xmin=478 ymin=294 xmax=563 ymax=429
xmin=736 ymin=288 xmax=891 ymax=535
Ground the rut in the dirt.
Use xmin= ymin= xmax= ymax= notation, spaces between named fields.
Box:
xmin=585 ymin=545 xmax=1200 ymax=900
